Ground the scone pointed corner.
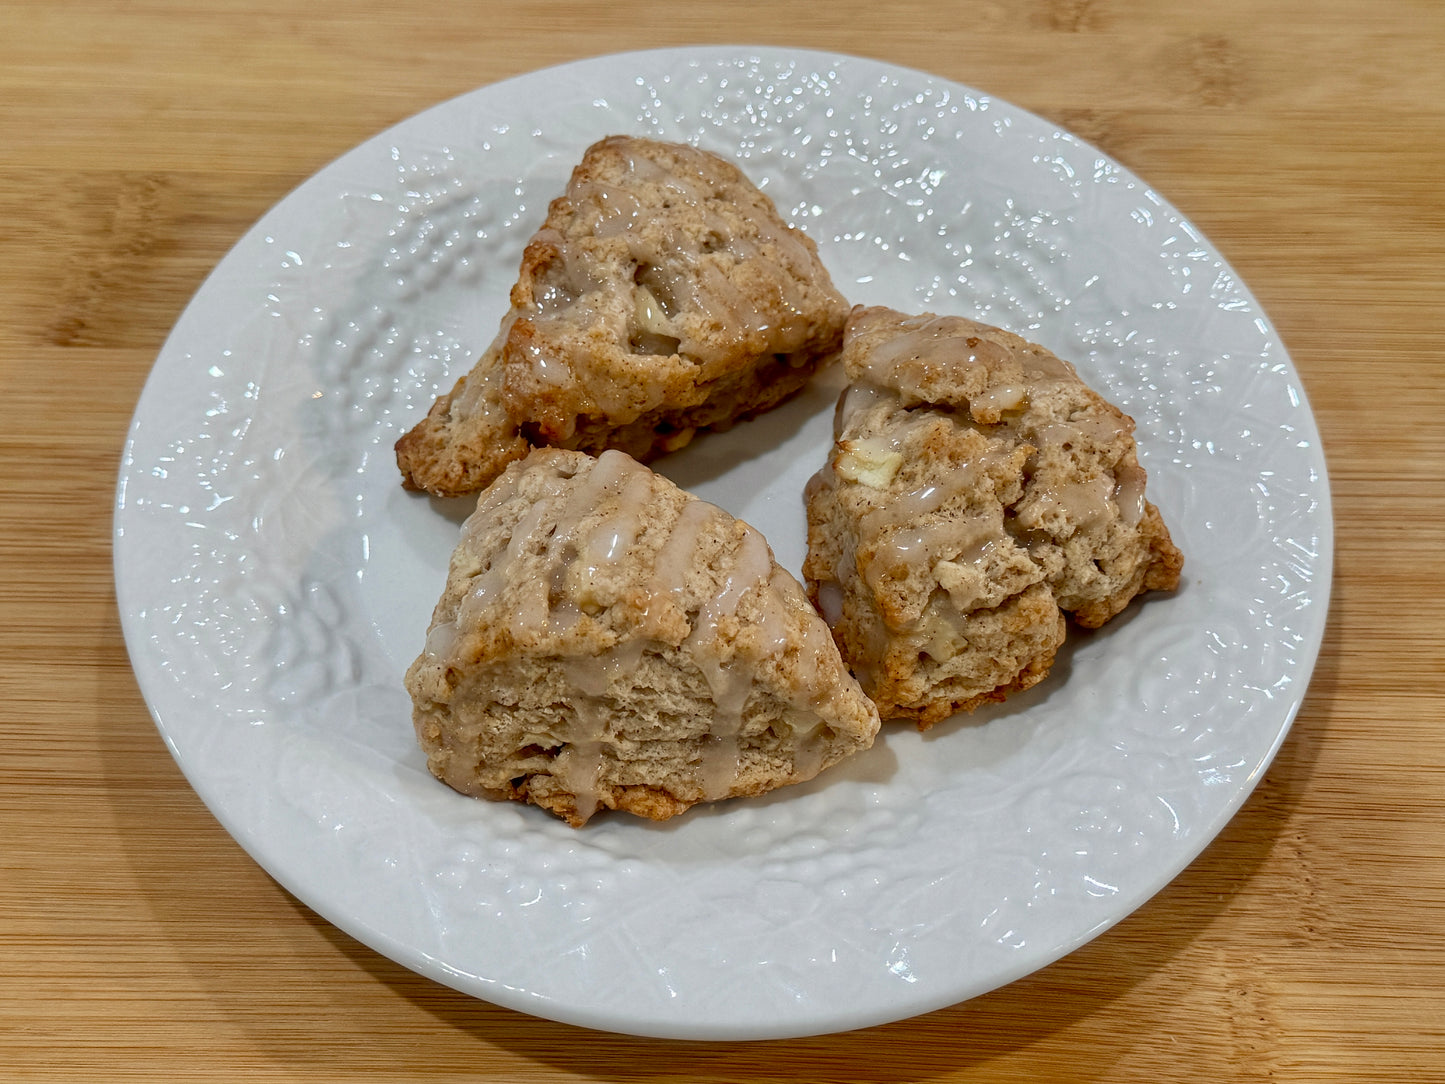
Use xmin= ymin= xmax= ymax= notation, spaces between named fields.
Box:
xmin=393 ymin=341 xmax=534 ymax=499
xmin=395 ymin=135 xmax=851 ymax=499
xmin=405 ymin=447 xmax=878 ymax=827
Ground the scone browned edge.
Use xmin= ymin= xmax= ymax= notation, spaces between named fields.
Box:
xmin=393 ymin=135 xmax=849 ymax=497
xmin=501 ymin=134 xmax=850 ymax=460
xmin=406 ymin=447 xmax=879 ymax=826
xmin=804 ymin=305 xmax=1183 ymax=726
xmin=394 ymin=332 xmax=533 ymax=498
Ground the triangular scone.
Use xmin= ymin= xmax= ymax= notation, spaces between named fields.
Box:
xmin=405 ymin=448 xmax=880 ymax=826
xmin=501 ymin=135 xmax=849 ymax=457
xmin=394 ymin=135 xmax=850 ymax=498
xmin=804 ymin=306 xmax=1184 ymax=727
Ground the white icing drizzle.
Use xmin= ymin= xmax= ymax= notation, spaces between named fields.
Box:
xmin=506 ymin=497 xmax=563 ymax=635
xmin=422 ymin=618 xmax=458 ymax=659
xmin=560 ymin=638 xmax=649 ymax=699
xmin=815 ymin=579 xmax=844 ymax=627
xmin=1028 ymin=476 xmax=1116 ymax=529
xmin=788 ymin=711 xmax=830 ymax=781
xmin=572 ymin=464 xmax=653 ymax=608
xmin=864 ymin=516 xmax=999 ymax=603
xmin=569 ymin=182 xmax=645 ymax=239
xmin=449 ymin=317 xmax=520 ymax=426
xmin=444 ymin=449 xmax=822 ymax=815
xmin=850 ymin=441 xmax=1012 ymax=596
xmin=1113 ymin=462 xmax=1148 ymax=527
xmin=685 ymin=523 xmax=772 ymax=800
xmin=643 ymin=496 xmax=720 ymax=614
xmin=553 ymin=738 xmax=604 ymax=824
xmin=521 ymin=140 xmax=818 ymax=400
xmin=860 ymin=315 xmax=1009 ymax=384
xmin=1029 ymin=413 xmax=1129 ymax=452
xmin=853 ymin=313 xmax=1078 ymax=415
xmin=824 ymin=314 xmax=1156 ymax=615
xmin=453 ymin=566 xmax=509 ymax=641
xmin=833 ymin=381 xmax=893 ymax=439
xmin=758 ymin=568 xmax=800 ymax=658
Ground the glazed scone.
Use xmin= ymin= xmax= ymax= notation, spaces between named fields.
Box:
xmin=405 ymin=447 xmax=880 ymax=826
xmin=804 ymin=388 xmax=1069 ymax=728
xmin=804 ymin=306 xmax=1184 ymax=727
xmin=502 ymin=135 xmax=850 ymax=457
xmin=395 ymin=135 xmax=850 ymax=497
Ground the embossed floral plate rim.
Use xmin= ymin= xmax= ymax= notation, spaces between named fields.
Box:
xmin=113 ymin=46 xmax=1332 ymax=1040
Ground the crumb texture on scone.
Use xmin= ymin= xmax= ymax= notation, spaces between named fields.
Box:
xmin=804 ymin=306 xmax=1184 ymax=727
xmin=405 ymin=448 xmax=880 ymax=826
xmin=394 ymin=134 xmax=850 ymax=498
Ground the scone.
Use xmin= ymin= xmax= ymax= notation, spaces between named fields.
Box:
xmin=395 ymin=135 xmax=850 ymax=497
xmin=405 ymin=447 xmax=880 ymax=826
xmin=803 ymin=306 xmax=1184 ymax=727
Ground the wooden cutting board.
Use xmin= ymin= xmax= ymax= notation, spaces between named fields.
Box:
xmin=2 ymin=1 xmax=1441 ymax=1079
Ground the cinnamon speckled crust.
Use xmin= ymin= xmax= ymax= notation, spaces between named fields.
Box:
xmin=394 ymin=135 xmax=849 ymax=497
xmin=405 ymin=448 xmax=879 ymax=826
xmin=804 ymin=306 xmax=1183 ymax=727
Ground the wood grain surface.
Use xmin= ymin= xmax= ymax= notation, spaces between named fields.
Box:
xmin=2 ymin=1 xmax=1442 ymax=1080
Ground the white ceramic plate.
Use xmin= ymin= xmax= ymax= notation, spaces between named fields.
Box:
xmin=114 ymin=46 xmax=1331 ymax=1040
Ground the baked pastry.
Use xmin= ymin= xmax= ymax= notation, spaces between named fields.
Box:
xmin=405 ymin=447 xmax=880 ymax=826
xmin=803 ymin=306 xmax=1183 ymax=727
xmin=395 ymin=135 xmax=850 ymax=497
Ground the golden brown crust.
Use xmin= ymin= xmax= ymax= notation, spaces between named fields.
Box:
xmin=405 ymin=448 xmax=879 ymax=826
xmin=395 ymin=135 xmax=849 ymax=497
xmin=804 ymin=306 xmax=1183 ymax=726
xmin=502 ymin=136 xmax=848 ymax=453
xmin=393 ymin=338 xmax=532 ymax=497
